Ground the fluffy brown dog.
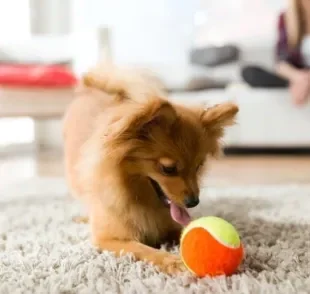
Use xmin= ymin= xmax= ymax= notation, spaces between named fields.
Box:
xmin=63 ymin=64 xmax=239 ymax=274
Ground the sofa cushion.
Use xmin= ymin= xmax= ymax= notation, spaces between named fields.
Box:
xmin=137 ymin=64 xmax=230 ymax=91
xmin=0 ymin=64 xmax=77 ymax=87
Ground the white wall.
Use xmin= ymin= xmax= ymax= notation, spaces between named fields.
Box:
xmin=30 ymin=0 xmax=71 ymax=35
xmin=72 ymin=0 xmax=200 ymax=66
xmin=196 ymin=0 xmax=286 ymax=46
xmin=0 ymin=0 xmax=30 ymax=41
xmin=70 ymin=0 xmax=287 ymax=68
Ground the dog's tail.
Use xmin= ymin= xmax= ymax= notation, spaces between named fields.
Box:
xmin=82 ymin=63 xmax=165 ymax=102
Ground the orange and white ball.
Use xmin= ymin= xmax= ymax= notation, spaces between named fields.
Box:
xmin=180 ymin=216 xmax=244 ymax=277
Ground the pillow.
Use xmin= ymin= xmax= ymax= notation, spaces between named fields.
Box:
xmin=190 ymin=45 xmax=240 ymax=67
xmin=0 ymin=64 xmax=77 ymax=87
xmin=132 ymin=64 xmax=228 ymax=92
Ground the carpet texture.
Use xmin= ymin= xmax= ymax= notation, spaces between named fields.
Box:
xmin=1 ymin=177 xmax=310 ymax=294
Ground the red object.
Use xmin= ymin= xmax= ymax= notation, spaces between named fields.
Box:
xmin=0 ymin=64 xmax=77 ymax=87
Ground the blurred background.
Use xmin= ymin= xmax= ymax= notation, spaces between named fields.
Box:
xmin=1 ymin=0 xmax=310 ymax=187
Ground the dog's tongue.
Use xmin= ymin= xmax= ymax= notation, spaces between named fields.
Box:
xmin=170 ymin=202 xmax=191 ymax=226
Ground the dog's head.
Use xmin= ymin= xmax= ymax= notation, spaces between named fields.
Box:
xmin=83 ymin=97 xmax=238 ymax=224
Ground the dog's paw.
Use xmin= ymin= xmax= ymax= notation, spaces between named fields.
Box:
xmin=72 ymin=216 xmax=89 ymax=224
xmin=156 ymin=253 xmax=187 ymax=275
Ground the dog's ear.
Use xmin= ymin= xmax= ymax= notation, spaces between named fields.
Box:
xmin=201 ymin=102 xmax=238 ymax=133
xmin=107 ymin=98 xmax=177 ymax=139
xmin=135 ymin=98 xmax=177 ymax=131
xmin=200 ymin=102 xmax=238 ymax=157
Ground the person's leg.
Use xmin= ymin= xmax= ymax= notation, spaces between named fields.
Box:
xmin=241 ymin=65 xmax=288 ymax=88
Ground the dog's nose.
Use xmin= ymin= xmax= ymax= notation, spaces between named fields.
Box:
xmin=184 ymin=196 xmax=200 ymax=208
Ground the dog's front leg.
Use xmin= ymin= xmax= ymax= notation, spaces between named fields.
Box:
xmin=93 ymin=238 xmax=186 ymax=275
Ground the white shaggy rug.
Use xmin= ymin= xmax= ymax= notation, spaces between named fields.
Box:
xmin=1 ymin=177 xmax=310 ymax=294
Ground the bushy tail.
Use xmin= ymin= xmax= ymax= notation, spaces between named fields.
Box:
xmin=82 ymin=63 xmax=165 ymax=102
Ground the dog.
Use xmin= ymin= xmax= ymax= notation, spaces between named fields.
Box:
xmin=63 ymin=64 xmax=239 ymax=274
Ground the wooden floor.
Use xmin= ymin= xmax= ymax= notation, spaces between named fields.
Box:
xmin=1 ymin=150 xmax=310 ymax=188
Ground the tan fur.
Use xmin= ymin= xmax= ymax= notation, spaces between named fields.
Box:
xmin=82 ymin=62 xmax=165 ymax=102
xmin=63 ymin=64 xmax=239 ymax=274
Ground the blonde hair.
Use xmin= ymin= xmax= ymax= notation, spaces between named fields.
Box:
xmin=285 ymin=0 xmax=302 ymax=49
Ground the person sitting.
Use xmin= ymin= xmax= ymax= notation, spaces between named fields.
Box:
xmin=242 ymin=0 xmax=310 ymax=105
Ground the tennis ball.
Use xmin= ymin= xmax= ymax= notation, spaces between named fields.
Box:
xmin=180 ymin=216 xmax=244 ymax=277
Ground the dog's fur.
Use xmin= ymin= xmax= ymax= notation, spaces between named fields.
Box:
xmin=63 ymin=64 xmax=239 ymax=274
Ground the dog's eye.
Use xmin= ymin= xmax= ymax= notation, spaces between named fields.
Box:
xmin=161 ymin=165 xmax=178 ymax=176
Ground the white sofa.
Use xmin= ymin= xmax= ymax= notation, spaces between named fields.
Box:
xmin=168 ymin=40 xmax=310 ymax=148
xmin=170 ymin=88 xmax=310 ymax=148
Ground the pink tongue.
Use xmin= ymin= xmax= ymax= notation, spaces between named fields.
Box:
xmin=170 ymin=202 xmax=191 ymax=226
